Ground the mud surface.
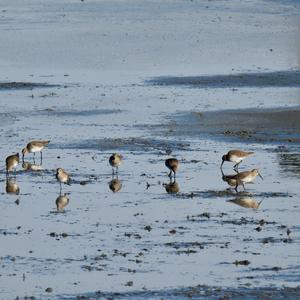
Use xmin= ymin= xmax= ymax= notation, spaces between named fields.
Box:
xmin=0 ymin=0 xmax=300 ymax=299
xmin=160 ymin=107 xmax=300 ymax=143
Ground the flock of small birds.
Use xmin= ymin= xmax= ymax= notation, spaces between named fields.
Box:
xmin=5 ymin=141 xmax=263 ymax=211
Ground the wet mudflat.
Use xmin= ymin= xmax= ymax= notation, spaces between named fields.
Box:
xmin=0 ymin=0 xmax=300 ymax=299
xmin=0 ymin=76 xmax=300 ymax=299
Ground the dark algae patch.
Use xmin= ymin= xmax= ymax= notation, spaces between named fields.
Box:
xmin=147 ymin=70 xmax=300 ymax=88
xmin=0 ymin=81 xmax=59 ymax=90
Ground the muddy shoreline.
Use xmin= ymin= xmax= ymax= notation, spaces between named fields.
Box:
xmin=162 ymin=106 xmax=300 ymax=144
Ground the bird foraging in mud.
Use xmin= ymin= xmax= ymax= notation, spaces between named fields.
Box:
xmin=6 ymin=153 xmax=20 ymax=176
xmin=56 ymin=168 xmax=71 ymax=193
xmin=221 ymin=150 xmax=254 ymax=170
xmin=232 ymin=169 xmax=263 ymax=192
xmin=22 ymin=140 xmax=50 ymax=161
xmin=165 ymin=158 xmax=179 ymax=178
xmin=109 ymin=153 xmax=123 ymax=174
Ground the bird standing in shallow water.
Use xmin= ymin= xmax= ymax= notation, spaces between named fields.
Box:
xmin=232 ymin=169 xmax=263 ymax=192
xmin=165 ymin=158 xmax=179 ymax=178
xmin=221 ymin=150 xmax=254 ymax=170
xmin=56 ymin=168 xmax=70 ymax=193
xmin=109 ymin=153 xmax=123 ymax=174
xmin=6 ymin=153 xmax=20 ymax=176
xmin=22 ymin=140 xmax=50 ymax=162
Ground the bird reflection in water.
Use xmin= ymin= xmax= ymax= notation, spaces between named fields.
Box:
xmin=6 ymin=178 xmax=20 ymax=195
xmin=221 ymin=168 xmax=238 ymax=188
xmin=109 ymin=176 xmax=122 ymax=193
xmin=55 ymin=193 xmax=70 ymax=212
xmin=22 ymin=161 xmax=43 ymax=172
xmin=228 ymin=196 xmax=262 ymax=209
xmin=164 ymin=179 xmax=180 ymax=194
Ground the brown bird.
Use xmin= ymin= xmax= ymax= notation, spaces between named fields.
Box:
xmin=6 ymin=153 xmax=20 ymax=175
xmin=109 ymin=178 xmax=122 ymax=193
xmin=221 ymin=169 xmax=238 ymax=187
xmin=109 ymin=153 xmax=123 ymax=174
xmin=221 ymin=150 xmax=254 ymax=170
xmin=55 ymin=193 xmax=69 ymax=211
xmin=22 ymin=140 xmax=50 ymax=161
xmin=228 ymin=197 xmax=262 ymax=209
xmin=165 ymin=158 xmax=179 ymax=178
xmin=6 ymin=178 xmax=20 ymax=195
xmin=56 ymin=168 xmax=70 ymax=193
xmin=164 ymin=180 xmax=180 ymax=194
xmin=232 ymin=169 xmax=263 ymax=192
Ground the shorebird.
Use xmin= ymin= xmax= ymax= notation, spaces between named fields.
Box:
xmin=228 ymin=197 xmax=262 ymax=209
xmin=109 ymin=153 xmax=123 ymax=174
xmin=109 ymin=178 xmax=122 ymax=193
xmin=232 ymin=169 xmax=263 ymax=192
xmin=164 ymin=180 xmax=180 ymax=194
xmin=6 ymin=178 xmax=20 ymax=195
xmin=221 ymin=150 xmax=254 ymax=170
xmin=221 ymin=169 xmax=238 ymax=187
xmin=6 ymin=153 xmax=20 ymax=175
xmin=165 ymin=158 xmax=179 ymax=178
xmin=56 ymin=193 xmax=69 ymax=211
xmin=22 ymin=140 xmax=50 ymax=161
xmin=56 ymin=168 xmax=70 ymax=192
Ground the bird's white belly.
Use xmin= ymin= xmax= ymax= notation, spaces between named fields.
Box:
xmin=230 ymin=155 xmax=243 ymax=163
xmin=30 ymin=146 xmax=43 ymax=153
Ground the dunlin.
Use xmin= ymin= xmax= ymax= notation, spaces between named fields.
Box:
xmin=165 ymin=158 xmax=179 ymax=178
xmin=22 ymin=140 xmax=50 ymax=161
xmin=56 ymin=168 xmax=70 ymax=192
xmin=109 ymin=153 xmax=123 ymax=174
xmin=6 ymin=153 xmax=20 ymax=175
xmin=221 ymin=150 xmax=254 ymax=170
xmin=221 ymin=169 xmax=238 ymax=187
xmin=56 ymin=193 xmax=69 ymax=211
xmin=109 ymin=178 xmax=122 ymax=193
xmin=228 ymin=197 xmax=262 ymax=209
xmin=6 ymin=178 xmax=20 ymax=195
xmin=164 ymin=179 xmax=180 ymax=194
xmin=232 ymin=169 xmax=263 ymax=192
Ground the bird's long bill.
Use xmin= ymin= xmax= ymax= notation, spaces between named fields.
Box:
xmin=220 ymin=159 xmax=224 ymax=169
xmin=258 ymin=172 xmax=263 ymax=180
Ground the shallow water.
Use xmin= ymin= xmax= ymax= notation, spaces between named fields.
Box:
xmin=0 ymin=76 xmax=300 ymax=299
xmin=0 ymin=0 xmax=300 ymax=298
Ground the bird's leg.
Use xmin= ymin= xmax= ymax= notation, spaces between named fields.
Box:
xmin=174 ymin=171 xmax=176 ymax=179
xmin=59 ymin=182 xmax=62 ymax=195
xmin=235 ymin=184 xmax=239 ymax=193
xmin=116 ymin=166 xmax=118 ymax=174
xmin=168 ymin=170 xmax=172 ymax=178
xmin=40 ymin=151 xmax=43 ymax=164
xmin=242 ymin=183 xmax=245 ymax=190
xmin=233 ymin=161 xmax=241 ymax=170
